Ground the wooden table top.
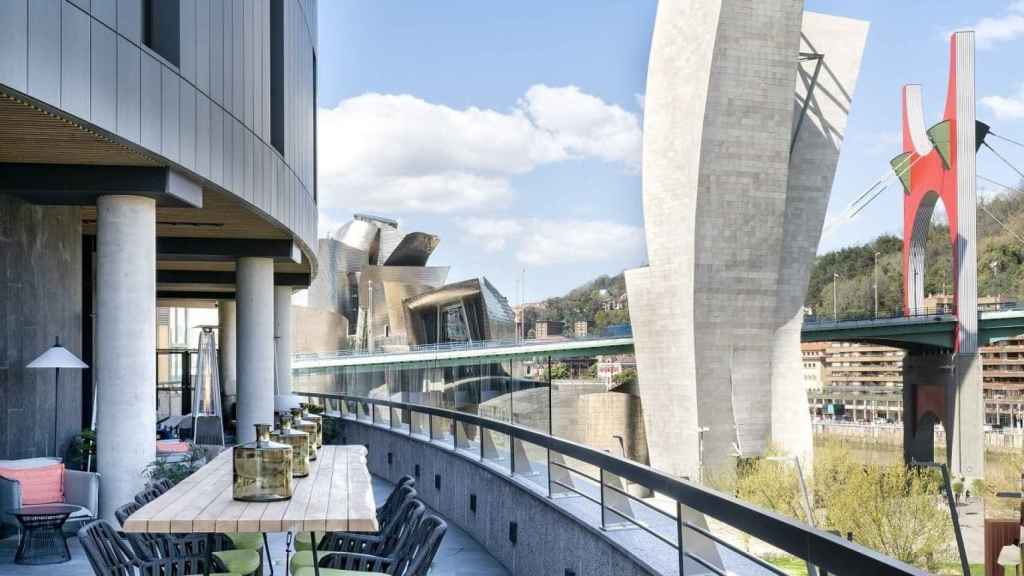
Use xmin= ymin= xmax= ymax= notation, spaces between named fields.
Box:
xmin=124 ymin=445 xmax=378 ymax=534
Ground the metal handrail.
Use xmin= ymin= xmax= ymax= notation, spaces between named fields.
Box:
xmin=292 ymin=333 xmax=634 ymax=362
xmin=300 ymin=392 xmax=926 ymax=576
xmin=804 ymin=301 xmax=1022 ymax=325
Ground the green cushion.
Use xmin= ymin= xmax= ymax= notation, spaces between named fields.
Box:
xmin=187 ymin=573 xmax=239 ymax=576
xmin=294 ymin=532 xmax=320 ymax=551
xmin=294 ymin=567 xmax=386 ymax=576
xmin=214 ymin=549 xmax=262 ymax=575
xmin=290 ymin=550 xmax=314 ymax=573
xmin=225 ymin=532 xmax=264 ymax=551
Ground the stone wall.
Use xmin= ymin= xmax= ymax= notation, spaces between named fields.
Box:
xmin=0 ymin=194 xmax=82 ymax=459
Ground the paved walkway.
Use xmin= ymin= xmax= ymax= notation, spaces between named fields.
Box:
xmin=0 ymin=476 xmax=508 ymax=576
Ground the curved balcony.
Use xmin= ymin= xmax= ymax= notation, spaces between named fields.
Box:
xmin=299 ymin=393 xmax=925 ymax=576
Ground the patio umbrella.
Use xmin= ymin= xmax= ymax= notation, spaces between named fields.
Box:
xmin=27 ymin=337 xmax=88 ymax=457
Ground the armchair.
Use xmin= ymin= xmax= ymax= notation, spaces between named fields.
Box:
xmin=0 ymin=464 xmax=99 ymax=536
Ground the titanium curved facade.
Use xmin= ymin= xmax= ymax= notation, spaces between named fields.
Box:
xmin=625 ymin=0 xmax=868 ymax=477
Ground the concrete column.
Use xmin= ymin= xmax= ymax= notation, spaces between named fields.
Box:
xmin=274 ymin=286 xmax=293 ymax=395
xmin=218 ymin=300 xmax=237 ymax=414
xmin=236 ymin=257 xmax=275 ymax=444
xmin=95 ymin=196 xmax=156 ymax=522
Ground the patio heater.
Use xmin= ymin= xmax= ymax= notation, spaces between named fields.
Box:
xmin=192 ymin=326 xmax=225 ymax=446
xmin=27 ymin=337 xmax=88 ymax=457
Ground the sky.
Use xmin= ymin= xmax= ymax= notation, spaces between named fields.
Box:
xmin=314 ymin=1 xmax=1024 ymax=303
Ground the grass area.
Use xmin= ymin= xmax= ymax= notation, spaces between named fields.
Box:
xmin=767 ymin=557 xmax=984 ymax=576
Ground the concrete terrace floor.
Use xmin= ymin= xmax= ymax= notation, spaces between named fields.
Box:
xmin=0 ymin=475 xmax=509 ymax=576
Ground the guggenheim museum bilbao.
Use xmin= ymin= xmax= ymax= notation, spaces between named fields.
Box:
xmin=0 ymin=0 xmax=889 ymax=570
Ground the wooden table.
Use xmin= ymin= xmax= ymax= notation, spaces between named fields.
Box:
xmin=125 ymin=445 xmax=378 ymax=575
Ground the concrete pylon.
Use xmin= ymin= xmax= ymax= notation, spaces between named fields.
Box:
xmin=236 ymin=257 xmax=275 ymax=443
xmin=218 ymin=300 xmax=237 ymax=415
xmin=274 ymin=286 xmax=293 ymax=396
xmin=95 ymin=195 xmax=156 ymax=522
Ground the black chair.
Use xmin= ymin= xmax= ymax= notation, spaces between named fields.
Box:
xmin=151 ymin=478 xmax=174 ymax=494
xmin=377 ymin=477 xmax=415 ymax=525
xmin=78 ymin=519 xmax=224 ymax=575
xmin=324 ymin=497 xmax=425 ymax=556
xmin=317 ymin=514 xmax=447 ymax=576
xmin=134 ymin=486 xmax=163 ymax=506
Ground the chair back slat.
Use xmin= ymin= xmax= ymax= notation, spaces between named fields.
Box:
xmin=392 ymin=514 xmax=447 ymax=576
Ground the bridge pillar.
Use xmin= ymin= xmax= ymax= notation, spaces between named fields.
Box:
xmin=902 ymin=352 xmax=984 ymax=478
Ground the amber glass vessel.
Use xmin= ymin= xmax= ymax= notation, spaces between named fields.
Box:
xmin=271 ymin=416 xmax=310 ymax=477
xmin=233 ymin=424 xmax=293 ymax=502
xmin=301 ymin=405 xmax=323 ymax=448
xmin=290 ymin=408 xmax=318 ymax=461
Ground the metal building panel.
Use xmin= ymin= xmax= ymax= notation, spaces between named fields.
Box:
xmin=244 ymin=130 xmax=254 ymax=204
xmin=60 ymin=1 xmax=91 ymax=120
xmin=179 ymin=0 xmax=196 ymax=81
xmin=68 ymin=0 xmax=89 ymax=12
xmin=195 ymin=94 xmax=210 ymax=177
xmin=232 ymin=0 xmax=243 ymax=117
xmin=116 ymin=37 xmax=141 ymax=143
xmin=195 ymin=0 xmax=209 ymax=94
xmin=116 ymin=0 xmax=140 ymax=43
xmin=242 ymin=0 xmax=253 ymax=129
xmin=28 ymin=0 xmax=60 ymax=107
xmin=0 ymin=0 xmax=28 ymax=93
xmin=211 ymin=104 xmax=223 ymax=184
xmin=233 ymin=119 xmax=244 ymax=196
xmin=161 ymin=65 xmax=180 ymax=161
xmin=140 ymin=52 xmax=162 ymax=151
xmin=209 ymin=0 xmax=222 ymax=104
xmin=91 ymin=0 xmax=114 ymax=27
xmin=89 ymin=20 xmax=116 ymax=131
xmin=179 ymin=81 xmax=196 ymax=170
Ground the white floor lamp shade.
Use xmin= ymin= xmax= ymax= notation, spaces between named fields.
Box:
xmin=27 ymin=337 xmax=88 ymax=457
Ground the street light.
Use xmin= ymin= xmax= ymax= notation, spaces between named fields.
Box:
xmin=833 ymin=272 xmax=841 ymax=322
xmin=873 ymin=252 xmax=881 ymax=319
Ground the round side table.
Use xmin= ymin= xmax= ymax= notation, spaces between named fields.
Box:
xmin=8 ymin=504 xmax=77 ymax=565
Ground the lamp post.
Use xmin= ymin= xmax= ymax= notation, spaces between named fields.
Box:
xmin=833 ymin=272 xmax=841 ymax=322
xmin=27 ymin=337 xmax=88 ymax=457
xmin=873 ymin=252 xmax=880 ymax=319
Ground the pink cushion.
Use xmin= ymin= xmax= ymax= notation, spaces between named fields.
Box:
xmin=0 ymin=463 xmax=65 ymax=505
xmin=156 ymin=440 xmax=191 ymax=454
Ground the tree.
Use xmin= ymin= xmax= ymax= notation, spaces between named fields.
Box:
xmin=611 ymin=368 xmax=637 ymax=390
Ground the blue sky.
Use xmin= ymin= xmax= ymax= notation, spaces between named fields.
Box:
xmin=315 ymin=1 xmax=1024 ymax=302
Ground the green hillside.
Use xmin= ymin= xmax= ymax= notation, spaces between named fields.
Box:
xmin=806 ymin=184 xmax=1024 ymax=317
xmin=528 ymin=273 xmax=630 ymax=335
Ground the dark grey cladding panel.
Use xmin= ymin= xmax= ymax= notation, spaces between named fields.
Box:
xmin=383 ymin=233 xmax=440 ymax=267
xmin=116 ymin=0 xmax=140 ymax=43
xmin=209 ymin=0 xmax=223 ymax=104
xmin=0 ymin=164 xmax=202 ymax=207
xmin=179 ymin=81 xmax=196 ymax=170
xmin=231 ymin=0 xmax=242 ymax=117
xmin=179 ymin=0 xmax=196 ymax=82
xmin=90 ymin=0 xmax=114 ymax=27
xmin=116 ymin=36 xmax=141 ymax=143
xmin=0 ymin=0 xmax=28 ymax=92
xmin=90 ymin=19 xmax=116 ymax=131
xmin=195 ymin=0 xmax=210 ymax=94
xmin=28 ymin=0 xmax=60 ymax=107
xmin=161 ymin=64 xmax=179 ymax=160
xmin=141 ymin=52 xmax=162 ymax=150
xmin=68 ymin=0 xmax=89 ymax=13
xmin=196 ymin=94 xmax=210 ymax=175
xmin=61 ymin=1 xmax=91 ymax=120
xmin=211 ymin=104 xmax=224 ymax=183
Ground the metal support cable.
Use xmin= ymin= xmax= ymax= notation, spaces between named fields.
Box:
xmin=983 ymin=141 xmax=1024 ymax=181
xmin=824 ymin=152 xmax=925 ymax=234
xmin=976 ymin=175 xmax=1024 ymax=246
xmin=990 ymin=131 xmax=1024 ymax=150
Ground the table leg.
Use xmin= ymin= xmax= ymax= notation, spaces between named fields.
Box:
xmin=204 ymin=532 xmax=213 ymax=576
xmin=263 ymin=532 xmax=274 ymax=576
xmin=309 ymin=532 xmax=319 ymax=576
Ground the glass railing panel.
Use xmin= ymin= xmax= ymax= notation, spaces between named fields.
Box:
xmin=480 ymin=428 xmax=511 ymax=471
xmin=455 ymin=421 xmax=480 ymax=455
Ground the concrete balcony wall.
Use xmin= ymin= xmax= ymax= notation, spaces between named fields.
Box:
xmin=333 ymin=416 xmax=657 ymax=576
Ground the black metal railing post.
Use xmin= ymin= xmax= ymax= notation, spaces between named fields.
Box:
xmin=677 ymin=501 xmax=686 ymax=576
xmin=599 ymin=467 xmax=607 ymax=529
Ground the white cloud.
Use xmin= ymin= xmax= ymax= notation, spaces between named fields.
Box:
xmin=455 ymin=217 xmax=524 ymax=251
xmin=954 ymin=2 xmax=1024 ymax=49
xmin=317 ymin=86 xmax=640 ymax=217
xmin=516 ymin=218 xmax=645 ymax=266
xmin=458 ymin=217 xmax=645 ymax=266
xmin=981 ymin=84 xmax=1024 ymax=120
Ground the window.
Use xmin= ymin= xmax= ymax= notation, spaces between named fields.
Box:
xmin=270 ymin=0 xmax=285 ymax=155
xmin=143 ymin=0 xmax=180 ymax=66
